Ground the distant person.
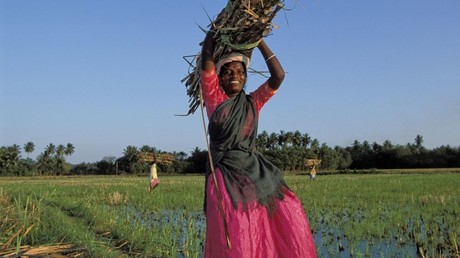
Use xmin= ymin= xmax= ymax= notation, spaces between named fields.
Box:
xmin=149 ymin=163 xmax=159 ymax=192
xmin=310 ymin=166 xmax=317 ymax=180
xmin=200 ymin=30 xmax=317 ymax=257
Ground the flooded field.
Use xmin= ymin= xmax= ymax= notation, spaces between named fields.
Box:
xmin=1 ymin=172 xmax=459 ymax=257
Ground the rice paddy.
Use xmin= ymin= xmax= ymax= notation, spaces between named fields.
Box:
xmin=0 ymin=171 xmax=459 ymax=257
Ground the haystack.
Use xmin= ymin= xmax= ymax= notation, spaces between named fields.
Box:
xmin=138 ymin=152 xmax=174 ymax=164
xmin=182 ymin=0 xmax=286 ymax=115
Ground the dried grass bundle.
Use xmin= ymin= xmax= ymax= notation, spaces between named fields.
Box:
xmin=182 ymin=0 xmax=286 ymax=115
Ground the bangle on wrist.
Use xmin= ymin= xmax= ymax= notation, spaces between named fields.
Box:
xmin=265 ymin=54 xmax=276 ymax=62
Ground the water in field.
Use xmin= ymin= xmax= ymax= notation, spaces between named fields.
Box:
xmin=312 ymin=220 xmax=418 ymax=257
xmin=114 ymin=206 xmax=456 ymax=257
xmin=122 ymin=206 xmax=206 ymax=257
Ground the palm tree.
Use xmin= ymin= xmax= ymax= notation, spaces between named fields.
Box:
xmin=140 ymin=145 xmax=157 ymax=153
xmin=268 ymin=132 xmax=278 ymax=150
xmin=55 ymin=144 xmax=66 ymax=175
xmin=256 ymin=130 xmax=269 ymax=151
xmin=310 ymin=139 xmax=320 ymax=157
xmin=24 ymin=142 xmax=35 ymax=158
xmin=414 ymin=134 xmax=425 ymax=153
xmin=382 ymin=140 xmax=393 ymax=151
xmin=292 ymin=130 xmax=302 ymax=148
xmin=301 ymin=133 xmax=312 ymax=148
xmin=37 ymin=143 xmax=56 ymax=176
xmin=277 ymin=130 xmax=285 ymax=149
xmin=65 ymin=143 xmax=75 ymax=156
xmin=123 ymin=145 xmax=139 ymax=162
xmin=0 ymin=145 xmax=21 ymax=175
xmin=372 ymin=142 xmax=382 ymax=153
xmin=171 ymin=151 xmax=188 ymax=161
xmin=284 ymin=131 xmax=294 ymax=148
xmin=414 ymin=135 xmax=423 ymax=148
xmin=45 ymin=143 xmax=56 ymax=156
xmin=362 ymin=141 xmax=371 ymax=153
xmin=56 ymin=144 xmax=65 ymax=157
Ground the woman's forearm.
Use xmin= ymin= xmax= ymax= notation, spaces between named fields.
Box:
xmin=257 ymin=40 xmax=285 ymax=90
xmin=201 ymin=31 xmax=216 ymax=71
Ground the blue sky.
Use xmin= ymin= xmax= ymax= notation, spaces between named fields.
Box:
xmin=1 ymin=0 xmax=459 ymax=164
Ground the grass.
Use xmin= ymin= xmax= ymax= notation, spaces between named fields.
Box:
xmin=0 ymin=171 xmax=459 ymax=257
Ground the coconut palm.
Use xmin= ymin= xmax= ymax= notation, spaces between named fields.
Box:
xmin=24 ymin=142 xmax=35 ymax=158
xmin=256 ymin=130 xmax=269 ymax=151
xmin=65 ymin=143 xmax=75 ymax=156
xmin=382 ymin=140 xmax=393 ymax=151
xmin=413 ymin=134 xmax=426 ymax=155
xmin=301 ymin=133 xmax=312 ymax=148
xmin=36 ymin=143 xmax=56 ymax=176
xmin=45 ymin=143 xmax=56 ymax=156
xmin=277 ymin=130 xmax=285 ymax=149
xmin=284 ymin=131 xmax=294 ymax=148
xmin=0 ymin=145 xmax=21 ymax=175
xmin=55 ymin=144 xmax=66 ymax=175
xmin=292 ymin=130 xmax=302 ymax=148
xmin=140 ymin=145 xmax=157 ymax=154
xmin=56 ymin=144 xmax=65 ymax=157
xmin=268 ymin=132 xmax=278 ymax=150
xmin=123 ymin=145 xmax=139 ymax=162
xmin=310 ymin=139 xmax=320 ymax=157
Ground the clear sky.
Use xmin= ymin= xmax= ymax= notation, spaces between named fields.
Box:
xmin=1 ymin=0 xmax=459 ymax=164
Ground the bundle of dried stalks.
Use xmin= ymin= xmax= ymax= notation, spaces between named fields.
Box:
xmin=138 ymin=152 xmax=174 ymax=164
xmin=182 ymin=0 xmax=286 ymax=115
xmin=0 ymin=244 xmax=86 ymax=257
xmin=304 ymin=159 xmax=321 ymax=166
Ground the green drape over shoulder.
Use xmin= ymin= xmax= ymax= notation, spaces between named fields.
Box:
xmin=206 ymin=91 xmax=287 ymax=214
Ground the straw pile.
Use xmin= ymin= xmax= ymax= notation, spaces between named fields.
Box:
xmin=138 ymin=152 xmax=174 ymax=164
xmin=304 ymin=159 xmax=321 ymax=166
xmin=182 ymin=0 xmax=286 ymax=115
xmin=0 ymin=244 xmax=87 ymax=257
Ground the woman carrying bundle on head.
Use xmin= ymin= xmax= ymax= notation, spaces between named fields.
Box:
xmin=200 ymin=30 xmax=317 ymax=258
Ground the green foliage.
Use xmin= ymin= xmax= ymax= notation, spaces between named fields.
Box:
xmin=184 ymin=147 xmax=208 ymax=173
xmin=2 ymin=134 xmax=460 ymax=176
xmin=0 ymin=145 xmax=22 ymax=176
xmin=0 ymin=142 xmax=76 ymax=176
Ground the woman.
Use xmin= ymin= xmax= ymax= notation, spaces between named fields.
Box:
xmin=149 ymin=162 xmax=159 ymax=192
xmin=200 ymin=31 xmax=317 ymax=258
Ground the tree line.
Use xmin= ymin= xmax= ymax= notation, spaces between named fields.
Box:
xmin=0 ymin=142 xmax=75 ymax=176
xmin=1 ymin=132 xmax=459 ymax=176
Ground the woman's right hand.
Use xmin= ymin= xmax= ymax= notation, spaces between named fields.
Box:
xmin=201 ymin=31 xmax=217 ymax=71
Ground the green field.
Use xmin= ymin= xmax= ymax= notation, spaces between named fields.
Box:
xmin=1 ymin=171 xmax=459 ymax=257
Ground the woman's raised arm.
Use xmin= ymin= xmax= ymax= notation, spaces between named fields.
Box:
xmin=257 ymin=39 xmax=285 ymax=91
xmin=201 ymin=31 xmax=216 ymax=72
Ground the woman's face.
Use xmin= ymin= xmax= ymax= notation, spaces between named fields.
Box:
xmin=219 ymin=61 xmax=247 ymax=97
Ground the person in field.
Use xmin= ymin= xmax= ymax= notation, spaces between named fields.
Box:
xmin=149 ymin=162 xmax=159 ymax=192
xmin=200 ymin=30 xmax=317 ymax=258
xmin=310 ymin=166 xmax=317 ymax=180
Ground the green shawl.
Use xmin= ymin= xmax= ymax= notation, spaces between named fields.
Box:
xmin=206 ymin=91 xmax=287 ymax=214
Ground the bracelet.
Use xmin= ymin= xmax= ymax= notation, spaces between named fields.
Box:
xmin=265 ymin=54 xmax=276 ymax=62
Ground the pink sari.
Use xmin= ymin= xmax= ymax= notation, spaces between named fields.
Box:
xmin=205 ymin=168 xmax=317 ymax=257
